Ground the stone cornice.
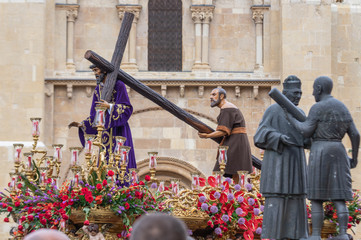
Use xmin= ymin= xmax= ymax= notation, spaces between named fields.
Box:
xmin=45 ymin=77 xmax=280 ymax=87
xmin=55 ymin=3 xmax=80 ymax=11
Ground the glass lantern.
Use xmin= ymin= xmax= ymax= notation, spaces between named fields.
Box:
xmin=218 ymin=146 xmax=229 ymax=165
xmin=119 ymin=146 xmax=131 ymax=165
xmin=13 ymin=144 xmax=24 ymax=163
xmin=157 ymin=181 xmax=165 ymax=192
xmin=191 ymin=173 xmax=200 ymax=190
xmin=148 ymin=152 xmax=158 ymax=169
xmin=30 ymin=118 xmax=41 ymax=137
xmin=84 ymin=135 xmax=95 ymax=155
xmin=52 ymin=144 xmax=63 ymax=162
xmin=171 ymin=178 xmax=180 ymax=196
xmin=94 ymin=106 xmax=106 ymax=127
xmin=69 ymin=147 xmax=81 ymax=166
xmin=129 ymin=168 xmax=139 ymax=185
xmin=24 ymin=152 xmax=33 ymax=170
xmin=114 ymin=136 xmax=127 ymax=155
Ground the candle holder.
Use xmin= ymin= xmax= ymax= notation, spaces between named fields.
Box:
xmin=13 ymin=144 xmax=24 ymax=174
xmin=114 ymin=136 xmax=126 ymax=155
xmin=119 ymin=146 xmax=131 ymax=184
xmin=129 ymin=168 xmax=139 ymax=185
xmin=30 ymin=118 xmax=41 ymax=150
xmin=38 ymin=167 xmax=49 ymax=191
xmin=94 ymin=106 xmax=107 ymax=146
xmin=237 ymin=170 xmax=249 ymax=189
xmin=191 ymin=172 xmax=200 ymax=191
xmin=52 ymin=144 xmax=63 ymax=162
xmin=71 ymin=165 xmax=82 ymax=193
xmin=148 ymin=152 xmax=158 ymax=182
xmin=69 ymin=147 xmax=82 ymax=167
xmin=9 ymin=172 xmax=17 ymax=197
xmin=218 ymin=145 xmax=229 ymax=175
xmin=170 ymin=178 xmax=180 ymax=197
xmin=212 ymin=171 xmax=222 ymax=188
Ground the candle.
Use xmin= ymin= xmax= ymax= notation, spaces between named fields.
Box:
xmin=171 ymin=179 xmax=179 ymax=195
xmin=24 ymin=153 xmax=33 ymax=170
xmin=30 ymin=118 xmax=41 ymax=137
xmin=158 ymin=181 xmax=165 ymax=192
xmin=69 ymin=147 xmax=81 ymax=166
xmin=52 ymin=144 xmax=63 ymax=162
xmin=13 ymin=144 xmax=23 ymax=163
xmin=115 ymin=136 xmax=126 ymax=155
xmin=148 ymin=152 xmax=158 ymax=169
xmin=218 ymin=146 xmax=229 ymax=164
xmin=191 ymin=173 xmax=199 ymax=190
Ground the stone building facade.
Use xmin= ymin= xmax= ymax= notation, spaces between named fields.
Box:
xmin=1 ymin=0 xmax=361 ymax=237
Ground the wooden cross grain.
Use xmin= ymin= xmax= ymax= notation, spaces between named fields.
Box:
xmin=85 ymin=12 xmax=262 ymax=169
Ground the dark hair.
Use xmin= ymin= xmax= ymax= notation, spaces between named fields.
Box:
xmin=130 ymin=213 xmax=188 ymax=240
xmin=214 ymin=87 xmax=227 ymax=99
xmin=88 ymin=223 xmax=99 ymax=233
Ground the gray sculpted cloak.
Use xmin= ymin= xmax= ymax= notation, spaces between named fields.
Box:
xmin=213 ymin=108 xmax=252 ymax=174
xmin=254 ymin=104 xmax=308 ymax=239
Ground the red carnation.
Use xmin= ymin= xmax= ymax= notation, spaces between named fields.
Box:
xmin=20 ymin=216 xmax=26 ymax=222
xmin=108 ymin=170 xmax=115 ymax=177
xmin=40 ymin=218 xmax=47 ymax=225
xmin=96 ymin=183 xmax=102 ymax=191
xmin=18 ymin=225 xmax=23 ymax=231
xmin=207 ymin=220 xmax=212 ymax=226
xmin=102 ymin=179 xmax=108 ymax=186
xmin=117 ymin=233 xmax=122 ymax=238
xmin=144 ymin=175 xmax=151 ymax=181
xmin=62 ymin=195 xmax=68 ymax=201
xmin=62 ymin=214 xmax=69 ymax=220
xmin=2 ymin=203 xmax=7 ymax=209
xmin=81 ymin=187 xmax=89 ymax=194
xmin=139 ymin=181 xmax=145 ymax=186
xmin=17 ymin=183 xmax=22 ymax=189
xmin=28 ymin=215 xmax=34 ymax=221
xmin=84 ymin=220 xmax=89 ymax=225
xmin=85 ymin=194 xmax=94 ymax=203
xmin=125 ymin=202 xmax=130 ymax=210
xmin=7 ymin=206 xmax=13 ymax=212
xmin=347 ymin=223 xmax=352 ymax=229
xmin=349 ymin=216 xmax=353 ymax=222
xmin=135 ymin=191 xmax=142 ymax=199
xmin=14 ymin=201 xmax=20 ymax=207
xmin=4 ymin=218 xmax=9 ymax=222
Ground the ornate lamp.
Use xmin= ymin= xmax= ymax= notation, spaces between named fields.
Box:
xmin=148 ymin=152 xmax=158 ymax=182
xmin=218 ymin=145 xmax=229 ymax=175
xmin=191 ymin=172 xmax=200 ymax=190
xmin=237 ymin=170 xmax=249 ymax=189
xmin=129 ymin=168 xmax=139 ymax=185
xmin=69 ymin=147 xmax=82 ymax=166
xmin=13 ymin=144 xmax=24 ymax=174
xmin=171 ymin=178 xmax=180 ymax=196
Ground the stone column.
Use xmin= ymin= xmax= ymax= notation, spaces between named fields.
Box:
xmin=191 ymin=8 xmax=203 ymax=70
xmin=65 ymin=7 xmax=79 ymax=73
xmin=201 ymin=8 xmax=213 ymax=71
xmin=191 ymin=5 xmax=214 ymax=72
xmin=117 ymin=5 xmax=142 ymax=72
xmin=251 ymin=5 xmax=269 ymax=74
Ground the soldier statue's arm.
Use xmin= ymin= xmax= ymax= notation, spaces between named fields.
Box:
xmin=347 ymin=121 xmax=360 ymax=169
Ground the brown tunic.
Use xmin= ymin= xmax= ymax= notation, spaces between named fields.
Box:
xmin=213 ymin=108 xmax=253 ymax=174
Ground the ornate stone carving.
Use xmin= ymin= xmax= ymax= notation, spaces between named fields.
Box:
xmin=116 ymin=5 xmax=142 ymax=23
xmin=190 ymin=5 xmax=215 ymax=24
xmin=67 ymin=84 xmax=73 ymax=99
xmin=252 ymin=10 xmax=264 ymax=24
xmin=235 ymin=86 xmax=240 ymax=98
xmin=253 ymin=85 xmax=259 ymax=99
xmin=180 ymin=85 xmax=185 ymax=97
xmin=85 ymin=86 xmax=92 ymax=98
xmin=198 ymin=86 xmax=204 ymax=98
xmin=161 ymin=85 xmax=167 ymax=98
xmin=66 ymin=9 xmax=78 ymax=22
xmin=45 ymin=83 xmax=54 ymax=97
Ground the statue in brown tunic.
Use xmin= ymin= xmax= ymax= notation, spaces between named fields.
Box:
xmin=198 ymin=88 xmax=253 ymax=180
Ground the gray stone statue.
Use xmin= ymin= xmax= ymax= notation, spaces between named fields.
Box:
xmin=286 ymin=76 xmax=360 ymax=240
xmin=254 ymin=75 xmax=309 ymax=239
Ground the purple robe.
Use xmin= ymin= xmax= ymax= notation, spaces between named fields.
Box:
xmin=78 ymin=80 xmax=136 ymax=169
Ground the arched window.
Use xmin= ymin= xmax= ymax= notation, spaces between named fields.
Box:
xmin=148 ymin=0 xmax=182 ymax=71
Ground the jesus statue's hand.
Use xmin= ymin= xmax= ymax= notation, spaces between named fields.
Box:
xmin=68 ymin=121 xmax=83 ymax=129
xmin=95 ymin=99 xmax=110 ymax=109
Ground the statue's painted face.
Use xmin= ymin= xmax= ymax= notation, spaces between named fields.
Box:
xmin=284 ymin=88 xmax=302 ymax=106
xmin=210 ymin=89 xmax=221 ymax=108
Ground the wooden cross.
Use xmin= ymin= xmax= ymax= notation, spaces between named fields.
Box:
xmin=84 ymin=12 xmax=262 ymax=169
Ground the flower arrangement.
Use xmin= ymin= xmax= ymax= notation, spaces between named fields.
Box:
xmin=307 ymin=190 xmax=361 ymax=236
xmin=197 ymin=175 xmax=264 ymax=240
xmin=0 ymin=169 xmax=168 ymax=239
